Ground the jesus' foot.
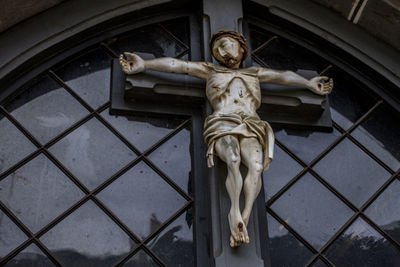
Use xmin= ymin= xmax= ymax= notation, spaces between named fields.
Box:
xmin=228 ymin=212 xmax=250 ymax=247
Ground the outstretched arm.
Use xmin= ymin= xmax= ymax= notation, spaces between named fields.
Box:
xmin=257 ymin=67 xmax=333 ymax=95
xmin=119 ymin=52 xmax=209 ymax=80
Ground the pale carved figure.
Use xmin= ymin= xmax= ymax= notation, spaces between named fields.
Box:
xmin=119 ymin=30 xmax=333 ymax=247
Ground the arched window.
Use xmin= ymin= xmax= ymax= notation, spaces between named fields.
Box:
xmin=0 ymin=1 xmax=399 ymax=266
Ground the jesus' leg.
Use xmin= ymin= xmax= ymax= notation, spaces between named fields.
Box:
xmin=215 ymin=135 xmax=248 ymax=247
xmin=240 ymin=137 xmax=263 ymax=233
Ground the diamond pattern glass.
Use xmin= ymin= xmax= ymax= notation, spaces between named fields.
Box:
xmin=4 ymin=75 xmax=89 ymax=144
xmin=263 ymin=145 xmax=303 ymax=200
xmin=161 ymin=18 xmax=190 ymax=48
xmin=365 ymin=178 xmax=400 ymax=244
xmin=4 ymin=243 xmax=55 ymax=267
xmin=312 ymin=259 xmax=328 ymax=267
xmin=0 ymin=210 xmax=27 ymax=258
xmin=40 ymin=200 xmax=134 ymax=266
xmin=0 ymin=116 xmax=36 ymax=176
xmin=251 ymin=30 xmax=328 ymax=73
xmin=149 ymin=210 xmax=194 ymax=267
xmin=101 ymin=110 xmax=183 ymax=153
xmin=275 ymin=127 xmax=341 ymax=163
xmin=0 ymin=154 xmax=85 ymax=233
xmin=97 ymin=161 xmax=187 ymax=239
xmin=328 ymin=68 xmax=377 ymax=130
xmin=314 ymin=138 xmax=391 ymax=207
xmin=123 ymin=249 xmax=159 ymax=267
xmin=148 ymin=127 xmax=191 ymax=193
xmin=325 ymin=218 xmax=400 ymax=266
xmin=109 ymin=25 xmax=185 ymax=58
xmin=267 ymin=213 xmax=313 ymax=267
xmin=54 ymin=48 xmax=113 ymax=109
xmin=272 ymin=173 xmax=354 ymax=249
xmin=49 ymin=118 xmax=135 ymax=190
xmin=351 ymin=104 xmax=400 ymax=171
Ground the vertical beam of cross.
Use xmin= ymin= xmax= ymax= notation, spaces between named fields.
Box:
xmin=202 ymin=1 xmax=269 ymax=266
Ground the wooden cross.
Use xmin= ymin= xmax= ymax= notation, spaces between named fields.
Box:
xmin=109 ymin=0 xmax=332 ymax=266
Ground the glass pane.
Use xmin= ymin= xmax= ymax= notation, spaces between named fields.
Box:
xmin=49 ymin=118 xmax=135 ymax=190
xmin=325 ymin=218 xmax=400 ymax=266
xmin=351 ymin=104 xmax=400 ymax=171
xmin=97 ymin=161 xmax=187 ymax=239
xmin=149 ymin=210 xmax=194 ymax=267
xmin=109 ymin=25 xmax=185 ymax=58
xmin=53 ymin=48 xmax=112 ymax=109
xmin=100 ymin=111 xmax=183 ymax=153
xmin=0 ymin=154 xmax=84 ymax=233
xmin=272 ymin=173 xmax=354 ymax=249
xmin=314 ymin=138 xmax=391 ymax=208
xmin=161 ymin=18 xmax=190 ymax=47
xmin=328 ymin=68 xmax=377 ymax=130
xmin=0 ymin=210 xmax=27 ymax=258
xmin=40 ymin=200 xmax=134 ymax=266
xmin=4 ymin=243 xmax=55 ymax=267
xmin=0 ymin=116 xmax=36 ymax=176
xmin=263 ymin=145 xmax=303 ymax=200
xmin=312 ymin=259 xmax=328 ymax=266
xmin=267 ymin=213 xmax=313 ymax=267
xmin=253 ymin=33 xmax=328 ymax=73
xmin=123 ymin=250 xmax=159 ymax=267
xmin=148 ymin=127 xmax=191 ymax=193
xmin=365 ymin=178 xmax=400 ymax=244
xmin=275 ymin=127 xmax=341 ymax=163
xmin=4 ymin=76 xmax=89 ymax=144
xmin=249 ymin=25 xmax=276 ymax=52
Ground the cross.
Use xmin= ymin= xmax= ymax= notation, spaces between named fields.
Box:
xmin=110 ymin=0 xmax=333 ymax=266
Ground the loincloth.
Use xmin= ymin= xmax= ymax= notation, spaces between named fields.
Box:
xmin=203 ymin=113 xmax=274 ymax=170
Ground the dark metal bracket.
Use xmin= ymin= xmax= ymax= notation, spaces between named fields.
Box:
xmin=110 ymin=56 xmax=332 ymax=131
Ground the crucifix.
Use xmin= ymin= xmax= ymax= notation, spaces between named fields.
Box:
xmin=110 ymin=0 xmax=333 ymax=266
xmin=118 ymin=30 xmax=332 ymax=247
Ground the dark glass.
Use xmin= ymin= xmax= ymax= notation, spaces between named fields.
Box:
xmin=100 ymin=110 xmax=183 ymax=153
xmin=0 ymin=116 xmax=36 ymax=176
xmin=272 ymin=173 xmax=354 ymax=249
xmin=249 ymin=25 xmax=276 ymax=52
xmin=314 ymin=138 xmax=391 ymax=208
xmin=97 ymin=161 xmax=187 ymax=239
xmin=365 ymin=178 xmax=400 ymax=244
xmin=4 ymin=244 xmax=55 ymax=267
xmin=328 ymin=68 xmax=377 ymax=130
xmin=4 ymin=75 xmax=89 ymax=144
xmin=251 ymin=28 xmax=328 ymax=73
xmin=0 ymin=210 xmax=27 ymax=258
xmin=53 ymin=48 xmax=113 ymax=109
xmin=40 ymin=200 xmax=134 ymax=266
xmin=161 ymin=18 xmax=190 ymax=48
xmin=325 ymin=218 xmax=400 ymax=266
xmin=123 ymin=250 xmax=159 ymax=267
xmin=108 ymin=25 xmax=185 ymax=58
xmin=274 ymin=127 xmax=341 ymax=163
xmin=266 ymin=213 xmax=313 ymax=267
xmin=263 ymin=145 xmax=303 ymax=200
xmin=351 ymin=104 xmax=400 ymax=171
xmin=49 ymin=118 xmax=136 ymax=190
xmin=148 ymin=127 xmax=192 ymax=193
xmin=0 ymin=154 xmax=84 ymax=233
xmin=311 ymin=259 xmax=328 ymax=267
xmin=149 ymin=210 xmax=194 ymax=267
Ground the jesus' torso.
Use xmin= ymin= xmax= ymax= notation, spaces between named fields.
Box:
xmin=205 ymin=64 xmax=261 ymax=117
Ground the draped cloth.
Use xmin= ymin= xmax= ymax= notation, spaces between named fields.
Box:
xmin=204 ymin=113 xmax=274 ymax=170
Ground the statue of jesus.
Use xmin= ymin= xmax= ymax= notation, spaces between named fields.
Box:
xmin=119 ymin=30 xmax=333 ymax=247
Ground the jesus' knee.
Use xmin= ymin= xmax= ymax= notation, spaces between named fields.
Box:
xmin=227 ymin=154 xmax=241 ymax=171
xmin=248 ymin=162 xmax=263 ymax=176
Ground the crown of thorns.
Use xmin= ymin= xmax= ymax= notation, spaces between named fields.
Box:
xmin=209 ymin=30 xmax=248 ymax=64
